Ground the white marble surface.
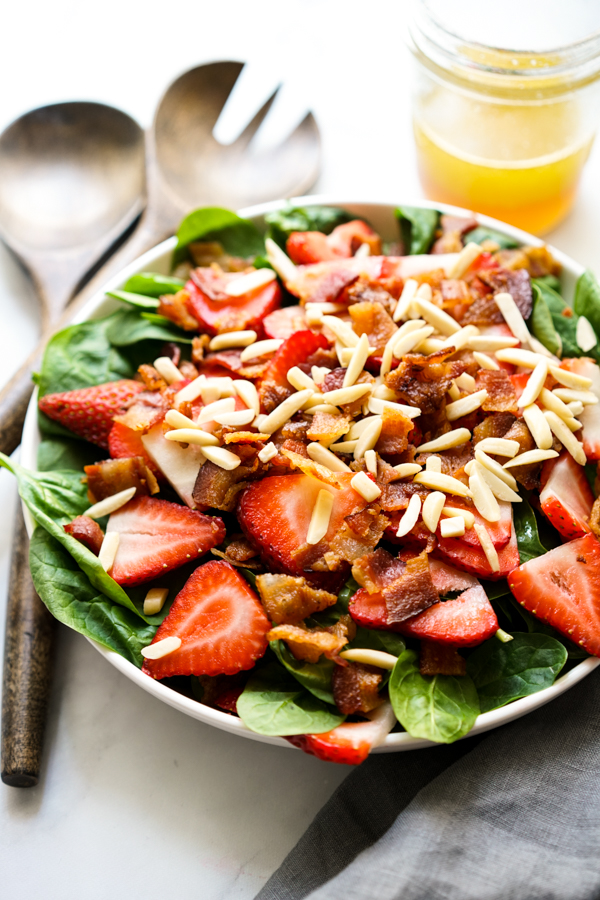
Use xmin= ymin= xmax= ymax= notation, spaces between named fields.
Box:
xmin=2 ymin=1 xmax=600 ymax=897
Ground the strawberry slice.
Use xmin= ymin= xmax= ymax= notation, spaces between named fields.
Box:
xmin=540 ymin=451 xmax=593 ymax=539
xmin=399 ymin=585 xmax=498 ymax=646
xmin=286 ymin=702 xmax=396 ymax=765
xmin=237 ymin=472 xmax=367 ymax=582
xmin=439 ymin=500 xmax=512 ymax=550
xmin=263 ymin=305 xmax=309 ymax=340
xmin=509 ymin=533 xmax=600 ymax=656
xmin=435 ymin=520 xmax=519 ymax=580
xmin=108 ymin=421 xmax=160 ymax=476
xmin=561 ymin=357 xmax=600 ymax=459
xmin=326 ymin=220 xmax=382 ymax=258
xmin=185 ymin=269 xmax=281 ymax=336
xmin=259 ymin=330 xmax=329 ymax=412
xmin=106 ymin=496 xmax=225 ymax=586
xmin=286 ymin=231 xmax=337 ymax=264
xmin=142 ymin=560 xmax=270 ymax=679
xmin=39 ymin=379 xmax=144 ymax=449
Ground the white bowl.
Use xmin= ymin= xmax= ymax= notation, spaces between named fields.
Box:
xmin=21 ymin=196 xmax=600 ymax=753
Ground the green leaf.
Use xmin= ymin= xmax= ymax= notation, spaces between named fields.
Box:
xmin=37 ymin=437 xmax=104 ymax=473
xmin=532 ymin=277 xmax=600 ymax=363
xmin=466 ymin=226 xmax=519 ymax=249
xmin=574 ymin=270 xmax=600 ymax=336
xmin=265 ymin=204 xmax=354 ymax=249
xmin=467 ymin=632 xmax=567 ymax=712
xmin=348 ymin=627 xmax=406 ymax=657
xmin=395 ymin=206 xmax=440 ymax=255
xmin=104 ymin=308 xmax=192 ymax=347
xmin=505 ymin=596 xmax=588 ymax=658
xmin=122 ymin=272 xmax=185 ymax=297
xmin=309 ymin=576 xmax=359 ymax=627
xmin=389 ymin=649 xmax=479 ymax=743
xmin=29 ymin=529 xmax=156 ymax=667
xmin=237 ymin=662 xmax=345 ymax=736
xmin=271 ymin=640 xmax=335 ymax=704
xmin=531 ymin=284 xmax=562 ymax=357
xmin=513 ymin=496 xmax=554 ymax=564
xmin=173 ymin=207 xmax=264 ymax=266
xmin=107 ymin=290 xmax=160 ymax=310
xmin=534 ymin=274 xmax=562 ymax=293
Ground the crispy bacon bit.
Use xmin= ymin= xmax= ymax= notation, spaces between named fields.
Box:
xmin=256 ymin=573 xmax=337 ymax=624
xmin=344 ymin=278 xmax=397 ymax=318
xmin=193 ymin=460 xmax=256 ymax=512
xmin=348 ymin=301 xmax=397 ymax=354
xmin=521 ymin=246 xmax=561 ymax=278
xmin=188 ymin=241 xmax=248 ymax=271
xmin=383 ymin=551 xmax=440 ymax=625
xmin=202 ymin=350 xmax=243 ymax=374
xmin=287 ymin=260 xmax=363 ymax=304
xmin=477 ymin=370 xmax=518 ymax=413
xmin=379 ymin=480 xmax=427 ymax=512
xmin=191 ymin=334 xmax=210 ymax=364
xmin=472 ymin=412 xmax=518 ymax=444
xmin=352 ymin=548 xmax=405 ymax=594
xmin=440 ymin=279 xmax=470 ymax=307
xmin=458 ymin=294 xmax=502 ymax=327
xmin=589 ymin=496 xmax=600 ymax=541
xmin=376 ymin=407 xmax=414 ymax=456
xmin=84 ymin=457 xmax=159 ymax=502
xmin=307 ymin=412 xmax=351 ymax=445
xmin=279 ymin=420 xmax=310 ymax=441
xmin=385 ymin=349 xmax=466 ymax=417
xmin=419 ymin=641 xmax=466 ymax=676
xmin=157 ymin=289 xmax=199 ymax=331
xmin=342 ymin=370 xmax=375 ymax=417
xmin=179 ymin=361 xmax=198 ymax=381
xmin=64 ymin=515 xmax=105 ymax=556
xmin=267 ymin=623 xmax=348 ymax=663
xmin=224 ymin=431 xmax=270 ymax=444
xmin=223 ymin=537 xmax=259 ymax=562
xmin=113 ymin=391 xmax=170 ymax=433
xmin=332 ymin=662 xmax=384 ymax=714
xmin=330 ymin=613 xmax=357 ymax=643
xmin=480 ymin=268 xmax=533 ymax=321
xmin=280 ymin=448 xmax=341 ymax=487
xmin=137 ymin=364 xmax=167 ymax=391
xmin=415 ymin=444 xmax=474 ymax=477
xmin=324 ymin=509 xmax=389 ymax=569
xmin=431 ymin=215 xmax=478 ymax=254
xmin=502 ymin=418 xmax=539 ymax=489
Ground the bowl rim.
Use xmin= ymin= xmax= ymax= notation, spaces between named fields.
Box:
xmin=20 ymin=194 xmax=599 ymax=753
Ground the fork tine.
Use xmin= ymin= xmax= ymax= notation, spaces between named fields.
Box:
xmin=230 ymin=84 xmax=282 ymax=149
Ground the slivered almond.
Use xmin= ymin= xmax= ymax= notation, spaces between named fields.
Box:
xmin=464 ymin=460 xmax=476 ymax=476
xmin=576 ymin=315 xmax=597 ymax=352
xmin=495 ymin=348 xmax=544 ymax=368
xmin=305 ymin=302 xmax=346 ymax=315
xmin=518 ymin=359 xmax=548 ymax=408
xmin=563 ymin=416 xmax=583 ymax=432
xmin=522 ymin=403 xmax=554 ymax=450
xmin=99 ymin=532 xmax=120 ymax=572
xmin=364 ymin=449 xmax=378 ymax=475
xmin=418 ymin=338 xmax=447 ymax=355
xmin=307 ymin=442 xmax=352 ymax=473
xmin=447 ymin=382 xmax=461 ymax=401
xmin=475 ymin=461 xmax=521 ymax=503
xmin=416 ymin=282 xmax=432 ymax=301
xmin=331 ymin=439 xmax=359 ymax=453
xmin=261 ymin=389 xmax=313 ymax=434
xmin=164 ymin=429 xmax=219 ymax=446
xmin=549 ymin=366 xmax=593 ymax=390
xmin=311 ymin=365 xmax=329 ymax=385
xmin=197 ymin=397 xmax=236 ymax=423
xmin=440 ymin=516 xmax=466 ymax=538
xmin=258 ymin=442 xmax=278 ymax=463
xmin=543 ymin=411 xmax=587 ymax=465
xmin=474 ymin=448 xmax=518 ymax=489
xmin=448 ymin=241 xmax=481 ymax=278
xmin=141 ymin=636 xmax=182 ymax=660
xmin=143 ymin=588 xmax=169 ymax=616
xmin=469 ymin=468 xmax=500 ymax=522
xmin=339 ymin=649 xmax=398 ymax=669
xmin=493 ymin=292 xmax=531 ymax=345
xmin=393 ymin=463 xmax=422 ymax=478
xmin=414 ymin=296 xmax=461 ymax=336
xmin=306 ymin=489 xmax=334 ymax=544
xmin=344 ymin=333 xmax=372 ymax=387
xmin=440 ymin=325 xmax=480 ymax=352
xmin=323 ymin=383 xmax=372 ymax=406
xmin=390 ymin=325 xmax=435 ymax=361
xmin=476 ymin=437 xmax=520 ymax=457
xmin=539 ymin=387 xmax=577 ymax=422
xmin=201 ymin=446 xmax=242 ymax=470
xmin=568 ymin=401 xmax=585 ymax=417
xmin=372 ymin=384 xmax=399 ymax=402
xmin=305 ymin=306 xmax=324 ymax=326
xmin=422 ymin=491 xmax=445 ymax=532
xmin=165 ymin=409 xmax=200 ymax=430
xmin=473 ymin=351 xmax=500 ymax=371
xmin=418 ymin=429 xmax=471 ymax=453
xmin=425 ymin=456 xmax=442 ymax=473
xmin=467 ymin=335 xmax=520 ymax=351
xmin=153 ymin=357 xmax=182 ymax=385
xmin=209 ymin=330 xmax=257 ymax=351
xmin=552 ymin=388 xmax=599 ymax=406
xmin=85 ymin=486 xmax=136 ymax=519
xmin=351 ymin=471 xmax=382 ymax=502
xmin=287 ymin=366 xmax=317 ymax=392
xmin=303 ymin=404 xmax=341 ymax=416
xmin=265 ymin=237 xmax=297 ymax=283
xmin=396 ymin=493 xmax=422 ymax=537
xmin=473 ymin=524 xmax=500 ymax=572
xmin=503 ymin=448 xmax=559 ymax=468
xmin=354 ymin=418 xmax=383 ymax=460
xmin=213 ymin=408 xmax=255 ymax=426
xmin=224 ymin=268 xmax=276 ymax=296
xmin=393 ymin=278 xmax=419 ymax=322
xmin=322 ymin=315 xmax=360 ymax=348
xmin=233 ymin=380 xmax=260 ymax=415
xmin=446 ymin=389 xmax=488 ymax=421
xmin=240 ymin=338 xmax=282 ymax=362
xmin=413 ymin=471 xmax=472 ymax=497
xmin=175 ymin=375 xmax=206 ymax=405
xmin=442 ymin=506 xmax=475 ymax=529
xmin=347 ymin=415 xmax=381 ymax=440
xmin=368 ymin=397 xmax=421 ymax=418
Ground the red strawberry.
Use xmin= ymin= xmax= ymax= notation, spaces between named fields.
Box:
xmin=39 ymin=379 xmax=144 ymax=449
xmin=286 ymin=231 xmax=337 ymax=264
xmin=348 ymin=588 xmax=389 ymax=631
xmin=561 ymin=357 xmax=600 ymax=459
xmin=237 ymin=472 xmax=367 ymax=584
xmin=399 ymin=585 xmax=498 ymax=646
xmin=108 ymin=421 xmax=160 ymax=476
xmin=508 ymin=533 xmax=600 ymax=656
xmin=259 ymin=330 xmax=329 ymax=411
xmin=436 ymin=521 xmax=519 ymax=580
xmin=540 ymin=452 xmax=593 ymax=539
xmin=106 ymin=496 xmax=225 ymax=586
xmin=286 ymin=702 xmax=396 ymax=765
xmin=185 ymin=269 xmax=281 ymax=336
xmin=142 ymin=561 xmax=270 ymax=679
xmin=385 ymin=501 xmax=512 ymax=551
xmin=326 ymin=220 xmax=381 ymax=257
xmin=263 ymin=305 xmax=309 ymax=340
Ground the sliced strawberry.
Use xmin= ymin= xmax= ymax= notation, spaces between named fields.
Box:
xmin=237 ymin=472 xmax=367 ymax=582
xmin=348 ymin=588 xmax=389 ymax=630
xmin=435 ymin=521 xmax=519 ymax=580
xmin=185 ymin=269 xmax=281 ymax=336
xmin=509 ymin=533 xmax=600 ymax=656
xmin=142 ymin=561 xmax=270 ymax=679
xmin=326 ymin=220 xmax=382 ymax=258
xmin=108 ymin=421 xmax=160 ymax=476
xmin=540 ymin=451 xmax=593 ymax=540
xmin=263 ymin=305 xmax=309 ymax=340
xmin=259 ymin=330 xmax=329 ymax=411
xmin=399 ymin=585 xmax=498 ymax=647
xmin=106 ymin=496 xmax=225 ymax=586
xmin=286 ymin=231 xmax=337 ymax=264
xmin=286 ymin=702 xmax=396 ymax=765
xmin=39 ymin=379 xmax=144 ymax=449
xmin=561 ymin=357 xmax=600 ymax=459
xmin=438 ymin=500 xmax=512 ymax=550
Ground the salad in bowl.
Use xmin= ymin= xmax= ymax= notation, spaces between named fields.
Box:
xmin=7 ymin=199 xmax=600 ymax=765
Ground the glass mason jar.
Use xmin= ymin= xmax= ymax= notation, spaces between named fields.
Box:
xmin=408 ymin=0 xmax=600 ymax=234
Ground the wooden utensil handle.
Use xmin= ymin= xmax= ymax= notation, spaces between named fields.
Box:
xmin=0 ymin=349 xmax=40 ymax=457
xmin=1 ymin=503 xmax=55 ymax=787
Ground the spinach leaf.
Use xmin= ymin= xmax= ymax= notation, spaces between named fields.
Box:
xmin=122 ymin=272 xmax=185 ymax=297
xmin=107 ymin=290 xmax=160 ymax=310
xmin=271 ymin=640 xmax=335 ymax=705
xmin=395 ymin=206 xmax=439 ymax=255
xmin=389 ymin=649 xmax=479 ymax=743
xmin=466 ymin=226 xmax=519 ymax=250
xmin=534 ymin=274 xmax=562 ymax=293
xmin=173 ymin=207 xmax=264 ymax=266
xmin=37 ymin=437 xmax=104 ymax=473
xmin=265 ymin=205 xmax=354 ymax=249
xmin=467 ymin=632 xmax=567 ymax=712
xmin=513 ymin=496 xmax=552 ymax=564
xmin=310 ymin=576 xmax=359 ymax=627
xmin=237 ymin=662 xmax=344 ymax=736
xmin=532 ymin=278 xmax=600 ymax=363
xmin=574 ymin=270 xmax=600 ymax=336
xmin=531 ymin=284 xmax=562 ymax=357
xmin=104 ymin=308 xmax=192 ymax=347
xmin=29 ymin=528 xmax=156 ymax=667
xmin=348 ymin=627 xmax=406 ymax=657
xmin=506 ymin=596 xmax=588 ymax=658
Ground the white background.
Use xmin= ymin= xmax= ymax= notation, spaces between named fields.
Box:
xmin=1 ymin=1 xmax=600 ymax=898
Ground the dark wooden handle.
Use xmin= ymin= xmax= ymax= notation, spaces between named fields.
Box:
xmin=1 ymin=504 xmax=55 ymax=786
xmin=0 ymin=349 xmax=39 ymax=457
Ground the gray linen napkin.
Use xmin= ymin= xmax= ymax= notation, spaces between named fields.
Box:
xmin=256 ymin=667 xmax=600 ymax=900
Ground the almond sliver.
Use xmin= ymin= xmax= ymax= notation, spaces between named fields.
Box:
xmin=418 ymin=428 xmax=471 ymax=453
xmin=344 ymin=333 xmax=371 ymax=387
xmin=209 ymin=330 xmax=257 ymax=351
xmin=307 ymin=442 xmax=352 ymax=473
xmin=503 ymin=448 xmax=559 ymax=468
xmin=396 ymin=493 xmax=422 ymax=537
xmin=306 ymin=489 xmax=334 ymax=545
xmin=473 ymin=524 xmax=500 ymax=572
xmin=351 ymin=471 xmax=382 ymax=502
xmin=233 ymin=379 xmax=260 ymax=415
xmin=543 ymin=411 xmax=587 ymax=465
xmin=475 ymin=461 xmax=521 ymax=503
xmin=552 ymin=388 xmax=599 ymax=406
xmin=576 ymin=315 xmax=597 ymax=352
xmin=240 ymin=338 xmax=283 ymax=362
xmin=440 ymin=516 xmax=466 ymax=537
xmin=224 ymin=268 xmax=276 ymax=297
xmin=446 ymin=389 xmax=488 ymax=421
xmin=143 ymin=588 xmax=169 ymax=616
xmin=469 ymin=468 xmax=501 ymax=523
xmin=393 ymin=278 xmax=419 ymax=322
xmin=473 ymin=351 xmax=499 ymax=371
xmin=265 ymin=237 xmax=297 ymax=283
xmin=98 ymin=532 xmax=120 ymax=572
xmin=258 ymin=442 xmax=278 ymax=463
xmin=415 ymin=296 xmax=461 ymax=336
xmin=153 ymin=357 xmax=182 ymax=385
xmin=442 ymin=506 xmax=475 ymax=529
xmin=422 ymin=491 xmax=446 ymax=532
xmin=425 ymin=456 xmax=442 ymax=473
xmin=474 ymin=447 xmax=517 ymax=488
xmin=393 ymin=463 xmax=423 ymax=478
xmin=518 ymin=359 xmax=548 ymax=408
xmin=549 ymin=365 xmax=593 ymax=390
xmin=414 ymin=471 xmax=472 ymax=497
xmin=339 ymin=649 xmax=398 ymax=669
xmin=164 ymin=429 xmax=219 ymax=446
xmin=522 ymin=403 xmax=553 ymax=450
xmin=261 ymin=389 xmax=313 ymax=434
xmin=448 ymin=242 xmax=481 ymax=278
xmin=85 ymin=487 xmax=136 ymax=519
xmin=476 ymin=437 xmax=520 ymax=457
xmin=201 ymin=446 xmax=242 ymax=471
xmin=323 ymin=383 xmax=371 ymax=406
xmin=354 ymin=417 xmax=383 ymax=460
xmin=141 ymin=636 xmax=182 ymax=660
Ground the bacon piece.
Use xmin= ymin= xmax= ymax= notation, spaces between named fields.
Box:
xmin=137 ymin=365 xmax=167 ymax=391
xmin=385 ymin=349 xmax=466 ymax=417
xmin=256 ymin=573 xmax=337 ymax=624
xmin=480 ymin=267 xmax=533 ymax=321
xmin=188 ymin=241 xmax=248 ymax=271
xmin=84 ymin=456 xmax=159 ymax=502
xmin=191 ymin=335 xmax=210 ymax=365
xmin=157 ymin=289 xmax=199 ymax=331
xmin=64 ymin=515 xmax=105 ymax=556
xmin=113 ymin=390 xmax=170 ymax=433
xmin=376 ymin=407 xmax=414 ymax=456
xmin=266 ymin=623 xmax=348 ymax=663
xmin=193 ymin=459 xmax=256 ymax=512
xmin=431 ymin=215 xmax=478 ymax=254
xmin=382 ymin=551 xmax=440 ymax=625
xmin=324 ymin=508 xmax=389 ymax=569
xmin=201 ymin=350 xmax=243 ymax=374
xmin=280 ymin=448 xmax=342 ymax=487
xmin=472 ymin=412 xmax=518 ymax=444
xmin=223 ymin=431 xmax=270 ymax=444
xmin=332 ymin=662 xmax=384 ymax=715
xmin=348 ymin=301 xmax=397 ymax=355
xmin=286 ymin=260 xmax=376 ymax=304
xmin=419 ymin=641 xmax=466 ymax=676
xmin=307 ymin=412 xmax=351 ymax=445
xmin=344 ymin=279 xmax=397 ymax=318
xmin=440 ymin=279 xmax=470 ymax=307
xmin=476 ymin=370 xmax=518 ymax=413
xmin=379 ymin=480 xmax=428 ymax=512
xmin=502 ymin=418 xmax=540 ymax=489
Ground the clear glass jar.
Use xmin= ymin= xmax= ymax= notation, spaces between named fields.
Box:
xmin=408 ymin=0 xmax=600 ymax=234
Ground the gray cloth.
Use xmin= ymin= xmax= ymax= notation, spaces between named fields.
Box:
xmin=256 ymin=667 xmax=600 ymax=900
